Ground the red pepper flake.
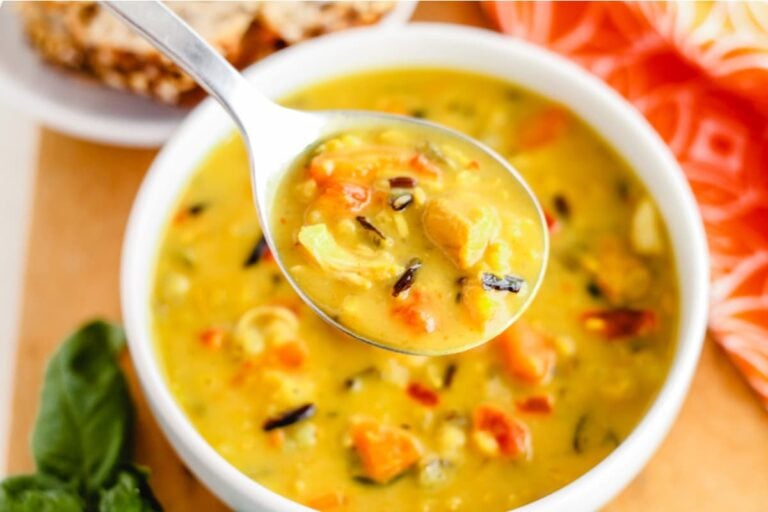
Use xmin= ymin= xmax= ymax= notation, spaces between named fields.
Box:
xmin=407 ymin=382 xmax=440 ymax=407
xmin=544 ymin=210 xmax=559 ymax=233
xmin=472 ymin=403 xmax=531 ymax=458
xmin=581 ymin=309 xmax=657 ymax=340
xmin=468 ymin=160 xmax=480 ymax=170
xmin=173 ymin=202 xmax=207 ymax=225
xmin=199 ymin=327 xmax=225 ymax=349
xmin=516 ymin=395 xmax=554 ymax=414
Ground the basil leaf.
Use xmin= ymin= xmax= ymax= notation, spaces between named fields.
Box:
xmin=0 ymin=474 xmax=83 ymax=512
xmin=32 ymin=320 xmax=133 ymax=495
xmin=98 ymin=466 xmax=162 ymax=512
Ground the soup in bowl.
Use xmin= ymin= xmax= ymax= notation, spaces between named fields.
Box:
xmin=121 ymin=25 xmax=708 ymax=512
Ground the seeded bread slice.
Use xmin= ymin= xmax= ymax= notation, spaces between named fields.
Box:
xmin=260 ymin=1 xmax=396 ymax=43
xmin=16 ymin=1 xmax=395 ymax=105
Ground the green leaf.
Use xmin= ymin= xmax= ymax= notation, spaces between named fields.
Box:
xmin=32 ymin=320 xmax=133 ymax=496
xmin=98 ymin=466 xmax=162 ymax=512
xmin=0 ymin=474 xmax=84 ymax=512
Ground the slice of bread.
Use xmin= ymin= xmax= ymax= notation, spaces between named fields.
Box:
xmin=16 ymin=1 xmax=394 ymax=105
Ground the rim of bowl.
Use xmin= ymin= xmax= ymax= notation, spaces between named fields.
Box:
xmin=121 ymin=23 xmax=709 ymax=512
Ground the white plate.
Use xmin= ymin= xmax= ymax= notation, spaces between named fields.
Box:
xmin=0 ymin=1 xmax=416 ymax=148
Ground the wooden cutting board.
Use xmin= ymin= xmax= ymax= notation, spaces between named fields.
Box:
xmin=7 ymin=2 xmax=768 ymax=511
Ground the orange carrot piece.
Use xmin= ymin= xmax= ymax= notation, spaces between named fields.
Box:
xmin=519 ymin=106 xmax=569 ymax=150
xmin=199 ymin=327 xmax=226 ymax=350
xmin=516 ymin=394 xmax=554 ymax=414
xmin=229 ymin=359 xmax=258 ymax=387
xmin=306 ymin=491 xmax=346 ymax=511
xmin=272 ymin=339 xmax=309 ymax=370
xmin=350 ymin=419 xmax=421 ymax=484
xmin=392 ymin=289 xmax=437 ymax=334
xmin=309 ymin=146 xmax=410 ymax=184
xmin=472 ymin=403 xmax=531 ymax=458
xmin=267 ymin=429 xmax=285 ymax=449
xmin=496 ymin=322 xmax=556 ymax=385
xmin=406 ymin=382 xmax=440 ymax=407
xmin=316 ymin=181 xmax=371 ymax=213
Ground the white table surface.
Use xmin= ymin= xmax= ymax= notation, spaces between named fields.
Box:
xmin=0 ymin=104 xmax=38 ymax=474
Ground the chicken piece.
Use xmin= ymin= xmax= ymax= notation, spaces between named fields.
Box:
xmin=423 ymin=196 xmax=499 ymax=269
xmin=297 ymin=224 xmax=403 ymax=283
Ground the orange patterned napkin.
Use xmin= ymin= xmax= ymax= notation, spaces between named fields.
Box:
xmin=484 ymin=1 xmax=768 ymax=407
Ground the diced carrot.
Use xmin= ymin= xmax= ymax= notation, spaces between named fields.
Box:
xmin=516 ymin=394 xmax=554 ymax=414
xmin=519 ymin=106 xmax=569 ymax=150
xmin=271 ymin=339 xmax=309 ymax=370
xmin=316 ymin=181 xmax=371 ymax=213
xmin=309 ymin=146 xmax=409 ymax=184
xmin=392 ymin=289 xmax=437 ymax=334
xmin=267 ymin=429 xmax=285 ymax=449
xmin=230 ymin=359 xmax=258 ymax=387
xmin=472 ymin=403 xmax=531 ymax=458
xmin=173 ymin=209 xmax=189 ymax=225
xmin=581 ymin=309 xmax=657 ymax=339
xmin=407 ymin=382 xmax=440 ymax=407
xmin=199 ymin=327 xmax=226 ymax=350
xmin=350 ymin=419 xmax=422 ymax=484
xmin=309 ymin=157 xmax=335 ymax=184
xmin=306 ymin=491 xmax=346 ymax=511
xmin=496 ymin=322 xmax=556 ymax=385
xmin=409 ymin=153 xmax=442 ymax=178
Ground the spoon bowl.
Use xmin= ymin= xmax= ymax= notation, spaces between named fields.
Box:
xmin=105 ymin=1 xmax=548 ymax=354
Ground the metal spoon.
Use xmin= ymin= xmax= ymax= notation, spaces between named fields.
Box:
xmin=104 ymin=1 xmax=548 ymax=355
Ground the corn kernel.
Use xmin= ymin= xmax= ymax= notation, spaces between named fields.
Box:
xmin=472 ymin=430 xmax=499 ymax=457
xmin=413 ymin=187 xmax=427 ymax=205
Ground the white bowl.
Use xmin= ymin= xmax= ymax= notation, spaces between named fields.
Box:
xmin=0 ymin=1 xmax=416 ymax=148
xmin=121 ymin=24 xmax=709 ymax=512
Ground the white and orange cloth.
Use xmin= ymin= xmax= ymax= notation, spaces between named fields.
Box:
xmin=484 ymin=1 xmax=768 ymax=407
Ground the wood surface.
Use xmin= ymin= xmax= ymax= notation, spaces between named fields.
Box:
xmin=7 ymin=2 xmax=768 ymax=511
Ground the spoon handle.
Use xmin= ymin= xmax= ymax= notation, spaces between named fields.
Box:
xmin=102 ymin=1 xmax=273 ymax=131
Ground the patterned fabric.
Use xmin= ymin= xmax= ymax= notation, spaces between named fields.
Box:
xmin=637 ymin=1 xmax=768 ymax=110
xmin=484 ymin=1 xmax=768 ymax=407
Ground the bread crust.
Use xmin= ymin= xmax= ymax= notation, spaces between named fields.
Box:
xmin=16 ymin=1 xmax=394 ymax=105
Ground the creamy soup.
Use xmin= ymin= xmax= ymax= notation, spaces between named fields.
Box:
xmin=272 ymin=124 xmax=545 ymax=354
xmin=152 ymin=69 xmax=677 ymax=512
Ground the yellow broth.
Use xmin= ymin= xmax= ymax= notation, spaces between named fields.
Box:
xmin=152 ymin=69 xmax=678 ymax=512
xmin=272 ymin=124 xmax=545 ymax=354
